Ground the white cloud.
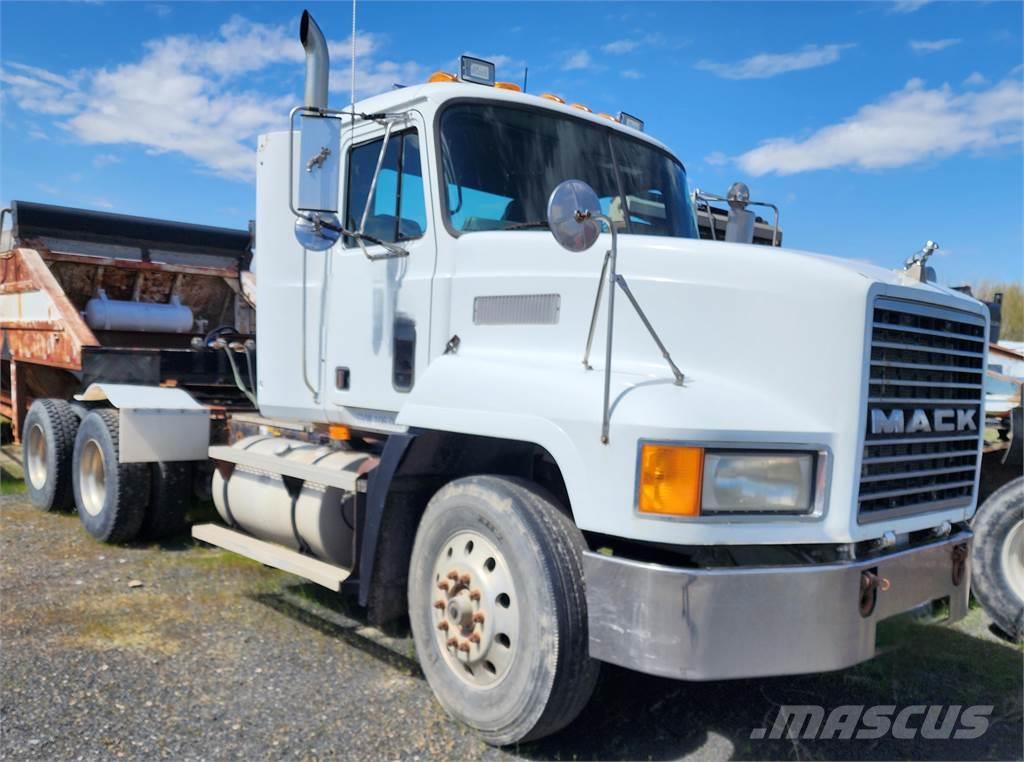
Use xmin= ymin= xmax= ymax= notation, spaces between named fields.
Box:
xmin=91 ymin=198 xmax=114 ymax=209
xmin=330 ymin=58 xmax=426 ymax=99
xmin=563 ymin=50 xmax=592 ymax=71
xmin=890 ymin=0 xmax=932 ymax=13
xmin=5 ymin=62 xmax=79 ymax=90
xmin=92 ymin=153 xmax=121 ymax=167
xmin=603 ymin=39 xmax=639 ymax=55
xmin=909 ymin=38 xmax=961 ymax=54
xmin=964 ymin=72 xmax=989 ymax=87
xmin=2 ymin=16 xmax=425 ymax=181
xmin=600 ymin=34 xmax=666 ymax=55
xmin=704 ymin=151 xmax=729 ymax=166
xmin=621 ymin=69 xmax=643 ymax=80
xmin=695 ymin=44 xmax=853 ymax=80
xmin=736 ymin=76 xmax=1024 ymax=176
xmin=0 ymin=64 xmax=83 ymax=114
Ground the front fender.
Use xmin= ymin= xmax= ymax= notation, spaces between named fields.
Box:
xmin=397 ymin=354 xmax=594 ymax=520
xmin=397 ymin=352 xmax=850 ymax=544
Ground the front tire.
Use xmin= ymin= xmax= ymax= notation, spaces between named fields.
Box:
xmin=72 ymin=410 xmax=149 ymax=543
xmin=408 ymin=476 xmax=599 ymax=746
xmin=972 ymin=476 xmax=1024 ymax=641
xmin=22 ymin=398 xmax=80 ymax=512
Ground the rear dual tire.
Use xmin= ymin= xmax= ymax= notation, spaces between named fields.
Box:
xmin=22 ymin=399 xmax=80 ymax=512
xmin=72 ymin=409 xmax=191 ymax=544
xmin=73 ymin=410 xmax=149 ymax=543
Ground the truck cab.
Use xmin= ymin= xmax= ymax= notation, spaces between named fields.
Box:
xmin=246 ymin=24 xmax=986 ymax=737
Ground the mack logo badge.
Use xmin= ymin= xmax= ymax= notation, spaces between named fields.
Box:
xmin=870 ymin=408 xmax=977 ymax=435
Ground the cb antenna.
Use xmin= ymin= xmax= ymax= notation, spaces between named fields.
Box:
xmin=350 ymin=0 xmax=358 ymax=137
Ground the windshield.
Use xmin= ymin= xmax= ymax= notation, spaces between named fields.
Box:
xmin=440 ymin=102 xmax=699 ymax=238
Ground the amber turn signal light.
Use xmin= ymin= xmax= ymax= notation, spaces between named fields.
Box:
xmin=637 ymin=444 xmax=703 ymax=516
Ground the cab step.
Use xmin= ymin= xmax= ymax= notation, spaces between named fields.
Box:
xmin=191 ymin=523 xmax=351 ymax=591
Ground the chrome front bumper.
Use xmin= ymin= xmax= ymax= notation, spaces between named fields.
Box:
xmin=583 ymin=532 xmax=971 ymax=681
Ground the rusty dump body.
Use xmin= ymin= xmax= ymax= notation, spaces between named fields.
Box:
xmin=1 ymin=200 xmax=257 ymax=441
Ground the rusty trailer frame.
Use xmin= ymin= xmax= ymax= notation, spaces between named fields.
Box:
xmin=1 ymin=201 xmax=256 ymax=441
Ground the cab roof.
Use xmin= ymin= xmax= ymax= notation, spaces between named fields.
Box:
xmin=345 ymin=81 xmax=675 ymax=157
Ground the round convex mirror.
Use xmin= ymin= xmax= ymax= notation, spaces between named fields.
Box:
xmin=294 ymin=212 xmax=341 ymax=251
xmin=547 ymin=180 xmax=602 ymax=253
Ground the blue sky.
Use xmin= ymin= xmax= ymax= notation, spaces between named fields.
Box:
xmin=1 ymin=0 xmax=1021 ymax=285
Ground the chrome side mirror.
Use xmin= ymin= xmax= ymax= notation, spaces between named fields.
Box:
xmin=296 ymin=113 xmax=340 ymax=215
xmin=292 ymin=112 xmax=341 ymax=251
xmin=294 ymin=213 xmax=341 ymax=251
xmin=547 ymin=179 xmax=602 ymax=253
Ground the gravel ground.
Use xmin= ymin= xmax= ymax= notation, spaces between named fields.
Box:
xmin=1 ymin=492 xmax=1021 ymax=761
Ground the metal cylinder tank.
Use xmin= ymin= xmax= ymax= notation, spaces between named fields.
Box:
xmin=85 ymin=289 xmax=194 ymax=333
xmin=212 ymin=436 xmax=370 ymax=568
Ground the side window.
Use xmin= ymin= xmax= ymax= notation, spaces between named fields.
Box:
xmin=345 ymin=131 xmax=427 ymax=246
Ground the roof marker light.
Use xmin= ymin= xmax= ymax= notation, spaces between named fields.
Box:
xmin=495 ymin=81 xmax=522 ymax=92
xmin=618 ymin=111 xmax=644 ymax=131
xmin=597 ymin=112 xmax=616 ymax=121
xmin=570 ymin=103 xmax=592 ymax=113
xmin=539 ymin=93 xmax=565 ymax=103
xmin=460 ymin=55 xmax=495 ymax=86
xmin=428 ymin=71 xmax=458 ymax=83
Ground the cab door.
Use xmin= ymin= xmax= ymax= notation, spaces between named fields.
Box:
xmin=323 ymin=111 xmax=436 ymax=427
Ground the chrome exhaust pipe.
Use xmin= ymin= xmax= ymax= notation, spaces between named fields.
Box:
xmin=300 ymin=10 xmax=329 ymax=110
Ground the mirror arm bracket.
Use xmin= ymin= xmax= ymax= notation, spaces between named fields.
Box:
xmin=580 ymin=213 xmax=684 ymax=445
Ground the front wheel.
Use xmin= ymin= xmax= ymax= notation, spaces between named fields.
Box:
xmin=972 ymin=476 xmax=1024 ymax=641
xmin=408 ymin=476 xmax=599 ymax=746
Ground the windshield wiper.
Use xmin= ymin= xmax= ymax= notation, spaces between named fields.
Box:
xmin=502 ymin=220 xmax=549 ymax=230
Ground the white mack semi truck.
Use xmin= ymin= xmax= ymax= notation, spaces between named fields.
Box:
xmin=3 ymin=11 xmax=989 ymax=745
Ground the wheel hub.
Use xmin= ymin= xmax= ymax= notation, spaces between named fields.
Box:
xmin=79 ymin=438 xmax=107 ymax=517
xmin=26 ymin=423 xmax=47 ymax=490
xmin=430 ymin=530 xmax=517 ymax=687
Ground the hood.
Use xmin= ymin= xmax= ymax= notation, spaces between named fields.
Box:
xmin=609 ymin=235 xmax=979 ymax=308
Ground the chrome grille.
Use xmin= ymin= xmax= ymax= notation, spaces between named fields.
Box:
xmin=858 ymin=298 xmax=986 ymax=523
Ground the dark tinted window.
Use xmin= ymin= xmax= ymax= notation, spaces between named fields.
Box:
xmin=440 ymin=103 xmax=697 ymax=238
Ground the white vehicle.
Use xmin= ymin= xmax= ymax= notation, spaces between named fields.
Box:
xmin=4 ymin=11 xmax=989 ymax=745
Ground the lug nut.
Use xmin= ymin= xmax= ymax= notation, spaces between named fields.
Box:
xmin=437 ymin=581 xmax=449 ymax=591
xmin=434 ymin=600 xmax=446 ymax=609
xmin=469 ymin=589 xmax=481 ymax=601
xmin=447 ymin=570 xmax=459 ymax=581
xmin=468 ymin=632 xmax=481 ymax=644
xmin=472 ymin=612 xmax=485 ymax=623
xmin=459 ymin=574 xmax=471 ymax=586
xmin=438 ymin=621 xmax=449 ymax=631
xmin=457 ymin=641 xmax=471 ymax=653
xmin=446 ymin=637 xmax=458 ymax=649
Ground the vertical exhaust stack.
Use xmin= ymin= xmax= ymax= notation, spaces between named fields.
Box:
xmin=300 ymin=10 xmax=329 ymax=110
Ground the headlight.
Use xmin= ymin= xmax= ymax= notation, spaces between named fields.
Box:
xmin=637 ymin=444 xmax=818 ymax=518
xmin=701 ymin=452 xmax=814 ymax=514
